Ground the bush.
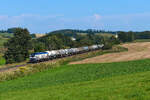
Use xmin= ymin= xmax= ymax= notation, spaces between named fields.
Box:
xmin=102 ymin=42 xmax=113 ymax=50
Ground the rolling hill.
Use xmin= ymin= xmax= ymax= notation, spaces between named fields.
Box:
xmin=1 ymin=59 xmax=150 ymax=100
xmin=46 ymin=29 xmax=115 ymax=38
xmin=1 ymin=30 xmax=150 ymax=100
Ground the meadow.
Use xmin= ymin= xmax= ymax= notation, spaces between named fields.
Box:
xmin=0 ymin=32 xmax=13 ymax=49
xmin=0 ymin=56 xmax=5 ymax=65
xmin=1 ymin=59 xmax=150 ymax=100
xmin=0 ymin=37 xmax=7 ymax=48
xmin=0 ymin=33 xmax=9 ymax=65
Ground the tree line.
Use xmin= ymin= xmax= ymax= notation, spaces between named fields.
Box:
xmin=117 ymin=31 xmax=150 ymax=43
xmin=0 ymin=28 xmax=18 ymax=33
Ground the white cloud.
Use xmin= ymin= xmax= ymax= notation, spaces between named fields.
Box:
xmin=0 ymin=15 xmax=8 ymax=20
xmin=1 ymin=13 xmax=150 ymax=32
xmin=0 ymin=14 xmax=65 ymax=32
xmin=93 ymin=14 xmax=102 ymax=20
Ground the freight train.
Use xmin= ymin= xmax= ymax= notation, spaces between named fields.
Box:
xmin=29 ymin=44 xmax=104 ymax=63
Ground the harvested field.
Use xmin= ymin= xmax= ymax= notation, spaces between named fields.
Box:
xmin=70 ymin=42 xmax=150 ymax=64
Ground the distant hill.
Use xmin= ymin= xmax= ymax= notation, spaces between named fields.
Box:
xmin=46 ymin=29 xmax=115 ymax=38
xmin=0 ymin=28 xmax=115 ymax=39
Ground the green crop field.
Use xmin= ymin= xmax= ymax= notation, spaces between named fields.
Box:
xmin=1 ymin=59 xmax=150 ymax=100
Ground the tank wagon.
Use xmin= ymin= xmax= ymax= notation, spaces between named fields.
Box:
xmin=29 ymin=44 xmax=104 ymax=63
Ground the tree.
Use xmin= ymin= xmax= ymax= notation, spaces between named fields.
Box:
xmin=4 ymin=28 xmax=32 ymax=64
xmin=118 ymin=31 xmax=135 ymax=43
xmin=135 ymin=31 xmax=150 ymax=39
xmin=109 ymin=36 xmax=120 ymax=45
xmin=34 ymin=42 xmax=46 ymax=52
xmin=118 ymin=31 xmax=127 ymax=42
xmin=127 ymin=31 xmax=135 ymax=42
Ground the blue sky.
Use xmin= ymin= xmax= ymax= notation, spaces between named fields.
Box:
xmin=0 ymin=0 xmax=150 ymax=33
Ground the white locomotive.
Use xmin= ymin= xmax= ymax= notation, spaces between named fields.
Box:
xmin=29 ymin=44 xmax=104 ymax=63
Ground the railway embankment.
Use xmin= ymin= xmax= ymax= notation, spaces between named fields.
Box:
xmin=0 ymin=45 xmax=127 ymax=82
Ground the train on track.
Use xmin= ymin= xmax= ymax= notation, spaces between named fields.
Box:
xmin=29 ymin=44 xmax=104 ymax=63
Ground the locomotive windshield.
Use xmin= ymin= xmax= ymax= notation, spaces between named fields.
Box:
xmin=30 ymin=53 xmax=36 ymax=57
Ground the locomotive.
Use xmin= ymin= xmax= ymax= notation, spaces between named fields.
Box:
xmin=29 ymin=44 xmax=104 ymax=63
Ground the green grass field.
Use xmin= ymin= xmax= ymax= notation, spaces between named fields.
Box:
xmin=0 ymin=33 xmax=13 ymax=38
xmin=0 ymin=56 xmax=5 ymax=66
xmin=0 ymin=36 xmax=6 ymax=66
xmin=78 ymin=33 xmax=114 ymax=38
xmin=0 ymin=33 xmax=13 ymax=47
xmin=0 ymin=33 xmax=11 ymax=66
xmin=0 ymin=37 xmax=7 ymax=48
xmin=1 ymin=59 xmax=150 ymax=100
xmin=96 ymin=33 xmax=115 ymax=37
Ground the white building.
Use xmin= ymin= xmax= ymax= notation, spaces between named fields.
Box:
xmin=71 ymin=37 xmax=76 ymax=41
xmin=115 ymin=34 xmax=118 ymax=38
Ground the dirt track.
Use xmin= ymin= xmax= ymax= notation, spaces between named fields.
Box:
xmin=70 ymin=42 xmax=150 ymax=64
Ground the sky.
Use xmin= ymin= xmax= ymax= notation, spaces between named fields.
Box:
xmin=0 ymin=0 xmax=150 ymax=33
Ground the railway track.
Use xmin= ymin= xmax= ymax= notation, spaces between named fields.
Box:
xmin=0 ymin=58 xmax=64 ymax=73
xmin=0 ymin=64 xmax=28 ymax=72
xmin=0 ymin=56 xmax=67 ymax=72
xmin=0 ymin=49 xmax=102 ymax=73
xmin=0 ymin=57 xmax=66 ymax=72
